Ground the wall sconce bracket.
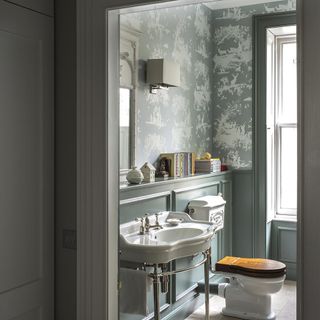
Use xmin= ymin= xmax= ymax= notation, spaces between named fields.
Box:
xmin=149 ymin=84 xmax=169 ymax=94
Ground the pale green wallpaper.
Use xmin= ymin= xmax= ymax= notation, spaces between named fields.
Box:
xmin=121 ymin=4 xmax=215 ymax=167
xmin=211 ymin=0 xmax=296 ymax=168
xmin=121 ymin=0 xmax=296 ymax=169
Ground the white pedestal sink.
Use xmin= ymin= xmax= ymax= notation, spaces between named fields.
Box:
xmin=119 ymin=211 xmax=215 ymax=264
xmin=119 ymin=211 xmax=216 ymax=320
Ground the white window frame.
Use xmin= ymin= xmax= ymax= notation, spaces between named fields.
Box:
xmin=269 ymin=34 xmax=297 ymax=218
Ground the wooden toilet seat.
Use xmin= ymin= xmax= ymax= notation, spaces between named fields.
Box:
xmin=215 ymin=256 xmax=286 ymax=278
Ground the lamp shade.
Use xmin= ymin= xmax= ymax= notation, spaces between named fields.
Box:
xmin=146 ymin=59 xmax=180 ymax=87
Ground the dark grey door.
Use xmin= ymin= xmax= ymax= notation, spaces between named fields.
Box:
xmin=0 ymin=2 xmax=53 ymax=319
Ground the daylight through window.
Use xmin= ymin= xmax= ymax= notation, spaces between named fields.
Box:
xmin=267 ymin=25 xmax=297 ymax=218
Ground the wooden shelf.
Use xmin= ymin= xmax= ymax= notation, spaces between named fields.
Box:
xmin=120 ymin=170 xmax=231 ymax=191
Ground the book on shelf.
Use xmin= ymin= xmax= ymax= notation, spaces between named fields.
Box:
xmin=159 ymin=152 xmax=196 ymax=177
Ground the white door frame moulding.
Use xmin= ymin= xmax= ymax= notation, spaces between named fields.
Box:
xmin=76 ymin=0 xmax=303 ymax=320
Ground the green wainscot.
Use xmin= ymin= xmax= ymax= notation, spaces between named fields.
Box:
xmin=119 ymin=171 xmax=232 ymax=320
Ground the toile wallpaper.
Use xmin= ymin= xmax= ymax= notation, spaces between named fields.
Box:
xmin=211 ymin=0 xmax=296 ymax=168
xmin=120 ymin=0 xmax=296 ymax=169
xmin=121 ymin=4 xmax=215 ymax=168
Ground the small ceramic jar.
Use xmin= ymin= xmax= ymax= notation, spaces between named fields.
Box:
xmin=126 ymin=166 xmax=144 ymax=184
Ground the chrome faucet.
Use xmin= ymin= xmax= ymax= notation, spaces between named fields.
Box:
xmin=135 ymin=216 xmax=146 ymax=235
xmin=135 ymin=213 xmax=163 ymax=235
xmin=145 ymin=213 xmax=163 ymax=232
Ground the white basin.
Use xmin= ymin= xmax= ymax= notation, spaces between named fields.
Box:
xmin=119 ymin=212 xmax=215 ymax=264
xmin=151 ymin=227 xmax=203 ymax=242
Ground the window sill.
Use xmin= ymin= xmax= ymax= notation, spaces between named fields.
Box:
xmin=272 ymin=215 xmax=297 ymax=223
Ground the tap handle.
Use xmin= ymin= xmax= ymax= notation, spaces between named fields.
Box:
xmin=135 ymin=217 xmax=145 ymax=224
xmin=135 ymin=216 xmax=146 ymax=234
xmin=155 ymin=213 xmax=160 ymax=225
xmin=144 ymin=213 xmax=150 ymax=225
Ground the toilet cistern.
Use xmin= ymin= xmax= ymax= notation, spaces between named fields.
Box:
xmin=188 ymin=194 xmax=226 ymax=232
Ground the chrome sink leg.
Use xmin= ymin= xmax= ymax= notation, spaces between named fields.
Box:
xmin=152 ymin=264 xmax=161 ymax=320
xmin=204 ymin=250 xmax=210 ymax=320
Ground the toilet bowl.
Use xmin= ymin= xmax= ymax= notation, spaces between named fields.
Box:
xmin=216 ymin=256 xmax=286 ymax=320
xmin=188 ymin=196 xmax=286 ymax=320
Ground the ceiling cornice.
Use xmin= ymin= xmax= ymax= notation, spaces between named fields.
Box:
xmin=203 ymin=0 xmax=283 ymax=11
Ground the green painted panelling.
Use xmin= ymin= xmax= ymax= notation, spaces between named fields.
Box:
xmin=271 ymin=220 xmax=297 ymax=280
xmin=119 ymin=172 xmax=232 ymax=319
xmin=221 ymin=180 xmax=232 ymax=256
xmin=120 ymin=194 xmax=170 ymax=224
xmin=232 ymin=169 xmax=254 ymax=258
xmin=211 ymin=234 xmax=219 ymax=266
xmin=173 ymin=183 xmax=220 ymax=212
xmin=174 ymin=254 xmax=204 ymax=300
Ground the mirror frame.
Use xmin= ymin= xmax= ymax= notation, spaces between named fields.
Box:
xmin=119 ymin=26 xmax=140 ymax=179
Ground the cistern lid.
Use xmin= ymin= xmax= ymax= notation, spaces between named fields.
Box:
xmin=188 ymin=195 xmax=226 ymax=208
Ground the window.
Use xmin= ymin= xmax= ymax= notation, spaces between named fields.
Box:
xmin=119 ymin=87 xmax=131 ymax=170
xmin=267 ymin=26 xmax=297 ymax=218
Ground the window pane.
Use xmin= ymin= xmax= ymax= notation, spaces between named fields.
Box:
xmin=120 ymin=88 xmax=130 ymax=127
xmin=267 ymin=127 xmax=275 ymax=220
xmin=119 ymin=88 xmax=131 ymax=170
xmin=281 ymin=42 xmax=297 ymax=123
xmin=266 ymin=30 xmax=274 ymax=127
xmin=280 ymin=127 xmax=297 ymax=210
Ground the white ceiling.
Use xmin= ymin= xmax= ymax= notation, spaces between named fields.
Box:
xmin=203 ymin=0 xmax=283 ymax=10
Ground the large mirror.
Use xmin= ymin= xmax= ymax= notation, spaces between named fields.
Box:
xmin=119 ymin=27 xmax=139 ymax=175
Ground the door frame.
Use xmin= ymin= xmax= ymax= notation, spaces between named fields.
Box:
xmin=76 ymin=1 xmax=303 ymax=319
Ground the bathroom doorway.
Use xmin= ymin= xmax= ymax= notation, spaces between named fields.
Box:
xmin=76 ymin=0 xmax=304 ymax=319
xmin=116 ymin=3 xmax=298 ymax=320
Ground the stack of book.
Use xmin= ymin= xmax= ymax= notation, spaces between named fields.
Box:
xmin=159 ymin=152 xmax=196 ymax=177
xmin=195 ymin=158 xmax=221 ymax=173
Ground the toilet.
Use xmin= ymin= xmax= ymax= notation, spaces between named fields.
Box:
xmin=216 ymin=256 xmax=286 ymax=320
xmin=188 ymin=196 xmax=286 ymax=320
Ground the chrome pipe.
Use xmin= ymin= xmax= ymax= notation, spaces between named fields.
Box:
xmin=152 ymin=264 xmax=161 ymax=320
xmin=149 ymin=253 xmax=207 ymax=278
xmin=204 ymin=250 xmax=210 ymax=320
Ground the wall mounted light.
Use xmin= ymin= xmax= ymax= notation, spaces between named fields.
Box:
xmin=146 ymin=59 xmax=180 ymax=94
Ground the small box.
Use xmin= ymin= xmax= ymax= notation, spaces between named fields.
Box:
xmin=195 ymin=158 xmax=221 ymax=173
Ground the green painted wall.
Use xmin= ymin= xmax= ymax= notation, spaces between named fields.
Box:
xmin=119 ymin=172 xmax=232 ymax=319
xmin=271 ymin=220 xmax=297 ymax=280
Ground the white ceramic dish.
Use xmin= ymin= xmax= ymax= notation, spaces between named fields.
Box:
xmin=167 ymin=218 xmax=182 ymax=226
